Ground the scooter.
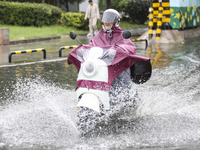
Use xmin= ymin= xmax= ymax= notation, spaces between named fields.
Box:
xmin=68 ymin=30 xmax=152 ymax=135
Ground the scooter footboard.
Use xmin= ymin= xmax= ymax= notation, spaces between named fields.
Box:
xmin=76 ymin=88 xmax=110 ymax=113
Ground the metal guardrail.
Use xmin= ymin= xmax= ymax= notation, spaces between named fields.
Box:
xmin=8 ymin=41 xmax=147 ymax=63
xmin=9 ymin=48 xmax=46 ymax=63
xmin=59 ymin=45 xmax=78 ymax=57
xmin=131 ymin=38 xmax=148 ymax=49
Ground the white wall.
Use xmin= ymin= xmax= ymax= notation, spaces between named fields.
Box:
xmin=79 ymin=0 xmax=99 ymax=12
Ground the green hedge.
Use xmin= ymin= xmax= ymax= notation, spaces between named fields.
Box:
xmin=61 ymin=12 xmax=88 ymax=29
xmin=0 ymin=1 xmax=62 ymax=27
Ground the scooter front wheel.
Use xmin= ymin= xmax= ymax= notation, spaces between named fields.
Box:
xmin=77 ymin=106 xmax=100 ymax=136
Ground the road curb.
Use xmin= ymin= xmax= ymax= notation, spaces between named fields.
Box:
xmin=10 ymin=36 xmax=61 ymax=45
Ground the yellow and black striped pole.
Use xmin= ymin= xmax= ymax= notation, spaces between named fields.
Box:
xmin=9 ymin=48 xmax=46 ymax=63
xmin=148 ymin=0 xmax=154 ymax=39
xmin=59 ymin=45 xmax=78 ymax=57
xmin=156 ymin=0 xmax=163 ymax=40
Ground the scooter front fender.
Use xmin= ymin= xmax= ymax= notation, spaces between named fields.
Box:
xmin=77 ymin=93 xmax=100 ymax=113
xmin=76 ymin=87 xmax=110 ymax=113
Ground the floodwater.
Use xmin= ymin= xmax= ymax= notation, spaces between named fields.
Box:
xmin=0 ymin=35 xmax=200 ymax=149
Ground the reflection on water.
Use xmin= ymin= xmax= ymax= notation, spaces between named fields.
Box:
xmin=0 ymin=45 xmax=10 ymax=64
xmin=0 ymin=36 xmax=90 ymax=65
xmin=146 ymin=44 xmax=172 ymax=68
xmin=0 ymin=36 xmax=200 ymax=149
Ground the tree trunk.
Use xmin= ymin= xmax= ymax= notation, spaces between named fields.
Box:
xmin=42 ymin=0 xmax=45 ymax=3
xmin=106 ymin=0 xmax=111 ymax=9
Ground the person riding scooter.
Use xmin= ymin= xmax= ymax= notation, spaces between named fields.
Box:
xmin=67 ymin=9 xmax=152 ymax=135
xmin=89 ymin=9 xmax=136 ymax=108
xmin=89 ymin=9 xmax=135 ymax=48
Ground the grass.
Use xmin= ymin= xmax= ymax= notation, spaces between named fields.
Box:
xmin=0 ymin=20 xmax=147 ymax=40
xmin=0 ymin=24 xmax=87 ymax=40
xmin=96 ymin=19 xmax=148 ymax=30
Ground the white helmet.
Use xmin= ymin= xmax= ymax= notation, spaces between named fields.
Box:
xmin=102 ymin=9 xmax=120 ymax=32
xmin=102 ymin=9 xmax=120 ymax=24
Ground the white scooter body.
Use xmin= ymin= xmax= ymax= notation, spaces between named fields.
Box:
xmin=76 ymin=47 xmax=110 ymax=113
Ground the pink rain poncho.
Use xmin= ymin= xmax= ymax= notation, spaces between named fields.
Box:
xmin=68 ymin=27 xmax=151 ymax=91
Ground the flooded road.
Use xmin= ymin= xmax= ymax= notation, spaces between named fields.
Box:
xmin=0 ymin=36 xmax=200 ymax=149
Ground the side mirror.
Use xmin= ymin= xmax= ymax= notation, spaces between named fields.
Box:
xmin=122 ymin=30 xmax=131 ymax=39
xmin=70 ymin=31 xmax=76 ymax=40
xmin=114 ymin=30 xmax=132 ymax=45
xmin=69 ymin=31 xmax=82 ymax=45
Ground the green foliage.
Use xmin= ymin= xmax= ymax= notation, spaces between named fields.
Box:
xmin=61 ymin=12 xmax=89 ymax=29
xmin=111 ymin=0 xmax=131 ymax=12
xmin=0 ymin=1 xmax=62 ymax=27
xmin=112 ymin=0 xmax=150 ymax=24
xmin=126 ymin=0 xmax=150 ymax=24
xmin=99 ymin=0 xmax=106 ymax=10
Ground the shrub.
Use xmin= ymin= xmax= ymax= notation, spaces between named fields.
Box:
xmin=125 ymin=0 xmax=150 ymax=24
xmin=61 ymin=12 xmax=88 ymax=29
xmin=0 ymin=1 xmax=62 ymax=27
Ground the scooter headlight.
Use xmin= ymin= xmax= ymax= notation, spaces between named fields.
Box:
xmin=82 ymin=61 xmax=96 ymax=77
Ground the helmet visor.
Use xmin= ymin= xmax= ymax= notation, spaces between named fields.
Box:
xmin=102 ymin=12 xmax=117 ymax=23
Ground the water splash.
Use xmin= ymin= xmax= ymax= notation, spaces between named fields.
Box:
xmin=130 ymin=60 xmax=200 ymax=147
xmin=0 ymin=48 xmax=200 ymax=149
xmin=0 ymin=77 xmax=78 ymax=148
xmin=72 ymin=59 xmax=200 ymax=149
